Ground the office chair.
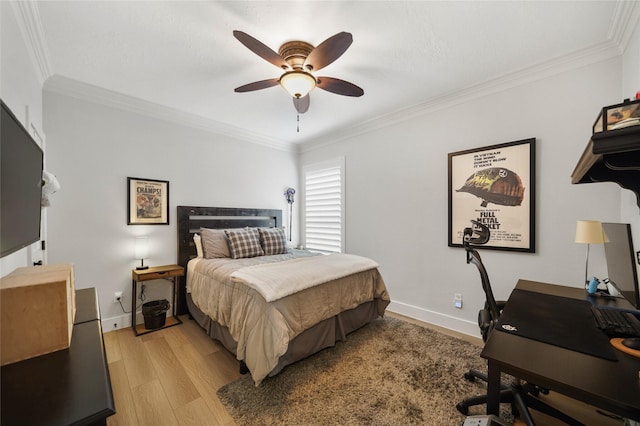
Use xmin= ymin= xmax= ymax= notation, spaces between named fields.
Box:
xmin=456 ymin=221 xmax=584 ymax=426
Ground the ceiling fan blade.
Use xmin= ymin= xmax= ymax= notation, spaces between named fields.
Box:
xmin=234 ymin=78 xmax=280 ymax=93
xmin=233 ymin=30 xmax=290 ymax=70
xmin=293 ymin=94 xmax=310 ymax=114
xmin=316 ymin=77 xmax=364 ymax=97
xmin=304 ymin=32 xmax=353 ymax=72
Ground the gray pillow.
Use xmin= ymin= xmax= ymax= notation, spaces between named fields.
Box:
xmin=200 ymin=228 xmax=231 ymax=258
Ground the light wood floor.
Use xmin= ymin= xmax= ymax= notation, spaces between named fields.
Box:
xmin=103 ymin=313 xmax=623 ymax=425
xmin=104 ymin=315 xmax=240 ymax=426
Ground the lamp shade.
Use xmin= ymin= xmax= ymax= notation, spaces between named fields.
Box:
xmin=575 ymin=220 xmax=608 ymax=244
xmin=280 ymin=71 xmax=316 ymax=98
xmin=134 ymin=236 xmax=149 ymax=260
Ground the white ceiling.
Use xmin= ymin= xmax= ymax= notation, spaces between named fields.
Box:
xmin=25 ymin=1 xmax=638 ymax=149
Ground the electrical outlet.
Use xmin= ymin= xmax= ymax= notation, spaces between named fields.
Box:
xmin=454 ymin=293 xmax=463 ymax=309
xmin=114 ymin=291 xmax=122 ymax=304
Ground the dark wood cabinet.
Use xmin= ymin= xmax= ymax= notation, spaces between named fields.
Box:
xmin=1 ymin=288 xmax=115 ymax=425
xmin=572 ymin=126 xmax=640 ymax=208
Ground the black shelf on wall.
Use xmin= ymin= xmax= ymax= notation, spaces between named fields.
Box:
xmin=572 ymin=126 xmax=640 ymax=209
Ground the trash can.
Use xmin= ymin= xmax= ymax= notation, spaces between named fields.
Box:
xmin=142 ymin=299 xmax=170 ymax=329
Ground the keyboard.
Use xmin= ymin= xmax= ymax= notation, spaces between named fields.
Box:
xmin=591 ymin=306 xmax=640 ymax=337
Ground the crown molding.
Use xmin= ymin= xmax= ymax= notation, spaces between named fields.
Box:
xmin=21 ymin=0 xmax=636 ymax=155
xmin=43 ymin=75 xmax=296 ymax=152
xmin=608 ymin=0 xmax=640 ymax=53
xmin=10 ymin=0 xmax=53 ymax=84
xmin=16 ymin=1 xmax=293 ymax=151
xmin=300 ymin=39 xmax=622 ymax=153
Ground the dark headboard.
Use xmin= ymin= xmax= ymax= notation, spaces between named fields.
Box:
xmin=175 ymin=206 xmax=282 ymax=314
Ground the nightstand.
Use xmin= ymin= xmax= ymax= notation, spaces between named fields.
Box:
xmin=131 ymin=264 xmax=184 ymax=336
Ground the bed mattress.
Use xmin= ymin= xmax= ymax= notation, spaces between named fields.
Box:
xmin=187 ymin=253 xmax=390 ymax=385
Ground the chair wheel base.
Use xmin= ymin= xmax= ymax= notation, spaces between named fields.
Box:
xmin=456 ymin=403 xmax=469 ymax=416
xmin=464 ymin=372 xmax=476 ymax=382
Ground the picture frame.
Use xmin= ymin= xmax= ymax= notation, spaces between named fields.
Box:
xmin=127 ymin=177 xmax=170 ymax=225
xmin=448 ymin=138 xmax=536 ymax=252
xmin=593 ymin=98 xmax=640 ymax=134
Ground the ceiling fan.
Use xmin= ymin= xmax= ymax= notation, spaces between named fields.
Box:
xmin=233 ymin=30 xmax=364 ymax=114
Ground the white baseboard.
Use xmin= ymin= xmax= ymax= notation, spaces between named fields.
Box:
xmin=103 ymin=301 xmax=478 ymax=337
xmin=387 ymin=300 xmax=480 ymax=339
xmin=101 ymin=313 xmax=177 ymax=333
xmin=101 ymin=314 xmax=131 ymax=333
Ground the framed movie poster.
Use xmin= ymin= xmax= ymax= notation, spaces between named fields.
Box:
xmin=127 ymin=177 xmax=169 ymax=225
xmin=448 ymin=138 xmax=535 ymax=252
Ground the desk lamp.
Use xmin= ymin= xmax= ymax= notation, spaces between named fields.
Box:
xmin=575 ymin=220 xmax=608 ymax=285
xmin=134 ymin=236 xmax=149 ymax=270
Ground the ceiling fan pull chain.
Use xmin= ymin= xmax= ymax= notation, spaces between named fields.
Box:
xmin=297 ymin=111 xmax=300 ymax=133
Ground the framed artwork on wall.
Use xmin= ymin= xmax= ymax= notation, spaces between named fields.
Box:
xmin=448 ymin=138 xmax=536 ymax=252
xmin=127 ymin=177 xmax=170 ymax=225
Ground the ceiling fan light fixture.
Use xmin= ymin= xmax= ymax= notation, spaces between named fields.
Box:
xmin=280 ymin=71 xmax=316 ymax=98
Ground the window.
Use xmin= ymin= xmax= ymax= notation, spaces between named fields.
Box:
xmin=303 ymin=157 xmax=345 ymax=254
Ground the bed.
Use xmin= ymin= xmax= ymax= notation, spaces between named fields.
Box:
xmin=176 ymin=206 xmax=390 ymax=385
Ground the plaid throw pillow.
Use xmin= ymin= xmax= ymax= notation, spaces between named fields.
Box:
xmin=224 ymin=228 xmax=264 ymax=259
xmin=258 ymin=227 xmax=287 ymax=255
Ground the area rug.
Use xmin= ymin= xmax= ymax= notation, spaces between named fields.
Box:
xmin=217 ymin=316 xmax=500 ymax=425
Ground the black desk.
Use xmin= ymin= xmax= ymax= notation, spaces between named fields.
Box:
xmin=481 ymin=280 xmax=640 ymax=421
xmin=1 ymin=288 xmax=116 ymax=425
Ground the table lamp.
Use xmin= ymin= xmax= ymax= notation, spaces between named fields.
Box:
xmin=575 ymin=220 xmax=608 ymax=285
xmin=134 ymin=236 xmax=149 ymax=270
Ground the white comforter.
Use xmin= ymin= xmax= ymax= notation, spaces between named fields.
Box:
xmin=230 ymin=253 xmax=379 ymax=302
xmin=187 ymin=252 xmax=390 ymax=385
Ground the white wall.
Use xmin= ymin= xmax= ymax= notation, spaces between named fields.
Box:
xmin=300 ymin=58 xmax=624 ymax=336
xmin=43 ymin=92 xmax=298 ymax=331
xmin=0 ymin=2 xmax=46 ymax=277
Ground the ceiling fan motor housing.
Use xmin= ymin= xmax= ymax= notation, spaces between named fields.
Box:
xmin=279 ymin=41 xmax=314 ymax=70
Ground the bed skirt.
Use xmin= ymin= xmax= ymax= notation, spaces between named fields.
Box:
xmin=186 ymin=293 xmax=380 ymax=378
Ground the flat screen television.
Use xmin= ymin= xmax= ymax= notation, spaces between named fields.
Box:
xmin=1 ymin=100 xmax=44 ymax=258
xmin=602 ymin=222 xmax=640 ymax=309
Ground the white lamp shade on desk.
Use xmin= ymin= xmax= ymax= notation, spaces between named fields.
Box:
xmin=135 ymin=236 xmax=149 ymax=269
xmin=575 ymin=220 xmax=608 ymax=285
xmin=575 ymin=220 xmax=608 ymax=244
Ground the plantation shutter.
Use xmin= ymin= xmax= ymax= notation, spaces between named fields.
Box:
xmin=303 ymin=158 xmax=345 ymax=254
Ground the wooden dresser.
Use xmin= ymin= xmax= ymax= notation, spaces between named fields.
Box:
xmin=1 ymin=287 xmax=115 ymax=425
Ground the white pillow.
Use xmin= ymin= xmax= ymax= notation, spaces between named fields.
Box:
xmin=193 ymin=233 xmax=204 ymax=258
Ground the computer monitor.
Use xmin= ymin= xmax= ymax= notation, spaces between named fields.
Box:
xmin=602 ymin=222 xmax=640 ymax=309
